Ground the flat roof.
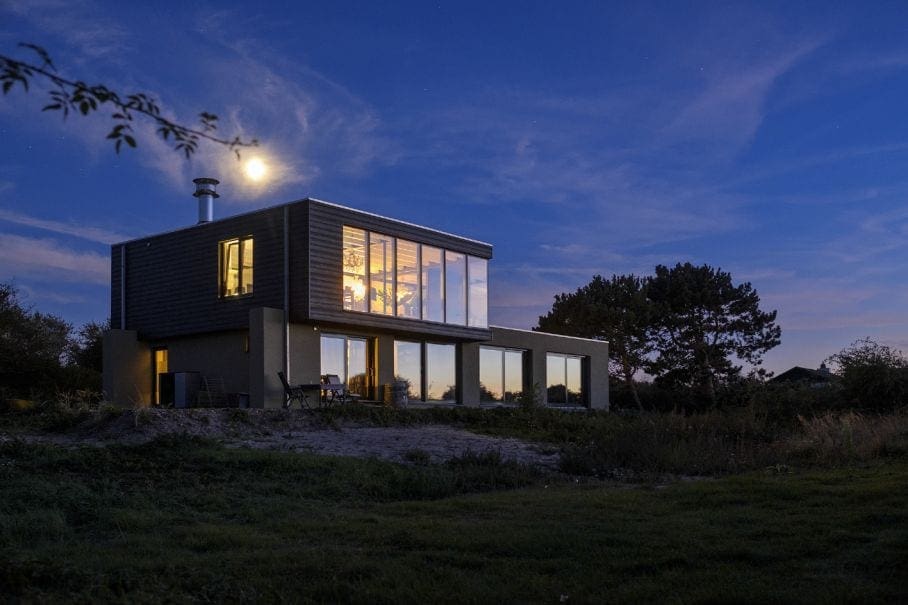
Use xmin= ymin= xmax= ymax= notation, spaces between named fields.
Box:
xmin=114 ymin=197 xmax=492 ymax=248
xmin=310 ymin=198 xmax=492 ymax=247
xmin=490 ymin=325 xmax=609 ymax=344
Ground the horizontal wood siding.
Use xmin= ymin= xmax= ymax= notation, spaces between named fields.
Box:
xmin=110 ymin=245 xmax=122 ymax=329
xmin=304 ymin=200 xmax=492 ymax=341
xmin=288 ymin=202 xmax=309 ymax=322
xmin=119 ymin=207 xmax=285 ymax=340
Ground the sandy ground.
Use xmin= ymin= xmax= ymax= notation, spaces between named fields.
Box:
xmin=0 ymin=408 xmax=562 ymax=470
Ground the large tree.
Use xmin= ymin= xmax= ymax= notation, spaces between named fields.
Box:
xmin=646 ymin=263 xmax=780 ymax=402
xmin=537 ymin=274 xmax=654 ymax=410
xmin=0 ymin=283 xmax=72 ymax=396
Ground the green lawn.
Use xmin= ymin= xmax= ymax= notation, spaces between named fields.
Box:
xmin=1 ymin=437 xmax=906 ymax=603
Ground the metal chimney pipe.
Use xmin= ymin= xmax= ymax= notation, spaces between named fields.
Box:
xmin=192 ymin=177 xmax=220 ymax=224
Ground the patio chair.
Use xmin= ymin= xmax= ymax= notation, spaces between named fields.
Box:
xmin=321 ymin=374 xmax=361 ymax=406
xmin=278 ymin=371 xmax=310 ymax=409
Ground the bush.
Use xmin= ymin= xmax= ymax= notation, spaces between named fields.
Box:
xmin=827 ymin=339 xmax=908 ymax=411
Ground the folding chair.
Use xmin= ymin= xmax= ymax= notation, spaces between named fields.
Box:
xmin=278 ymin=371 xmax=310 ymax=409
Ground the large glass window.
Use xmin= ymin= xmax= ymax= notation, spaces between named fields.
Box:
xmin=394 ymin=340 xmax=422 ymax=400
xmin=369 ymin=233 xmax=394 ymax=315
xmin=422 ymin=246 xmax=444 ymax=323
xmin=396 ymin=239 xmax=420 ymax=319
xmin=480 ymin=346 xmax=524 ymax=403
xmin=220 ymin=236 xmax=253 ymax=297
xmin=426 ymin=343 xmax=456 ymax=401
xmin=445 ymin=251 xmax=466 ymax=326
xmin=321 ymin=334 xmax=371 ymax=397
xmin=342 ymin=227 xmax=367 ymax=312
xmin=468 ymin=256 xmax=488 ymax=328
xmin=546 ymin=353 xmax=584 ymax=405
xmin=340 ymin=225 xmax=489 ymax=330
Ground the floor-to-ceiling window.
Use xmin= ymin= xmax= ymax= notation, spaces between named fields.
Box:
xmin=467 ymin=256 xmax=488 ymax=328
xmin=426 ymin=343 xmax=456 ymax=401
xmin=422 ymin=246 xmax=444 ymax=323
xmin=342 ymin=227 xmax=368 ymax=312
xmin=341 ymin=225 xmax=489 ymax=329
xmin=321 ymin=334 xmax=371 ymax=398
xmin=369 ymin=233 xmax=394 ymax=316
xmin=396 ymin=239 xmax=420 ymax=319
xmin=394 ymin=340 xmax=422 ymax=400
xmin=546 ymin=353 xmax=585 ymax=405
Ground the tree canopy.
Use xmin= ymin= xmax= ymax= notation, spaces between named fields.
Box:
xmin=647 ymin=263 xmax=781 ymax=401
xmin=0 ymin=43 xmax=257 ymax=158
xmin=537 ymin=274 xmax=653 ymax=409
xmin=537 ymin=263 xmax=781 ymax=407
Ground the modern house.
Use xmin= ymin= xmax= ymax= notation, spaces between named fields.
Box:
xmin=103 ymin=181 xmax=609 ymax=409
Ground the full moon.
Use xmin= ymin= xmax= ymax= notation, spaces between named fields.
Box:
xmin=244 ymin=158 xmax=267 ymax=181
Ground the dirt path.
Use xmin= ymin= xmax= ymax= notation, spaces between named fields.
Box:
xmin=0 ymin=409 xmax=562 ymax=470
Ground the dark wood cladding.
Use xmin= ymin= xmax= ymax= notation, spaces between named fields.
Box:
xmin=305 ymin=200 xmax=492 ymax=341
xmin=112 ymin=206 xmax=292 ymax=340
xmin=111 ymin=198 xmax=490 ymax=342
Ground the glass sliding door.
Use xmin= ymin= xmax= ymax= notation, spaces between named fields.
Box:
xmin=321 ymin=334 xmax=373 ymax=399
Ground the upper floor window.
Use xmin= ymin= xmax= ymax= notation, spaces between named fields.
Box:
xmin=220 ymin=236 xmax=253 ymax=297
xmin=342 ymin=225 xmax=488 ymax=328
xmin=343 ymin=227 xmax=367 ymax=312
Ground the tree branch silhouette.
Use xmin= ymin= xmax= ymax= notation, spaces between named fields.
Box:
xmin=0 ymin=43 xmax=258 ymax=159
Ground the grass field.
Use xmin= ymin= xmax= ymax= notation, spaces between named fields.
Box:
xmin=1 ymin=435 xmax=906 ymax=603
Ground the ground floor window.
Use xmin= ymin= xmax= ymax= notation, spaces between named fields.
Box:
xmin=479 ymin=346 xmax=525 ymax=403
xmin=394 ymin=340 xmax=422 ymax=400
xmin=320 ymin=334 xmax=371 ymax=398
xmin=546 ymin=353 xmax=584 ymax=405
xmin=393 ymin=340 xmax=458 ymax=403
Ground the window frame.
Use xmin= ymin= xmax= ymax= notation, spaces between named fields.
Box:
xmin=219 ymin=235 xmax=254 ymax=298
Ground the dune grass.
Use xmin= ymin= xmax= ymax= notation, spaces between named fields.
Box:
xmin=1 ymin=436 xmax=906 ymax=603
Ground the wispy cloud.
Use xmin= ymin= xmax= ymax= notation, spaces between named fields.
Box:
xmin=0 ymin=233 xmax=109 ymax=285
xmin=0 ymin=208 xmax=129 ymax=244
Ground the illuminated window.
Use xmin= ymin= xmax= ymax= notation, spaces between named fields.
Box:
xmin=153 ymin=348 xmax=168 ymax=405
xmin=369 ymin=232 xmax=394 ymax=315
xmin=468 ymin=256 xmax=488 ymax=328
xmin=343 ymin=227 xmax=367 ymax=312
xmin=220 ymin=236 xmax=253 ymax=297
xmin=480 ymin=346 xmax=524 ymax=403
xmin=546 ymin=353 xmax=585 ymax=405
xmin=422 ymin=246 xmax=444 ymax=323
xmin=396 ymin=240 xmax=421 ymax=319
xmin=339 ymin=225 xmax=489 ymax=330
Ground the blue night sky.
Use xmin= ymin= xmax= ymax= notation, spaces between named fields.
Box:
xmin=2 ymin=1 xmax=908 ymax=376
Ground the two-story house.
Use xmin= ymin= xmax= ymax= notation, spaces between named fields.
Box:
xmin=103 ymin=180 xmax=609 ymax=409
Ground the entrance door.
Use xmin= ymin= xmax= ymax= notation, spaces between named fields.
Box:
xmin=152 ymin=348 xmax=168 ymax=405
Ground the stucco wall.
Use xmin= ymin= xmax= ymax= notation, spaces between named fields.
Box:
xmin=102 ymin=329 xmax=151 ymax=406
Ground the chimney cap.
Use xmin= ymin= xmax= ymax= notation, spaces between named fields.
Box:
xmin=193 ymin=177 xmax=220 ymax=198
